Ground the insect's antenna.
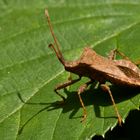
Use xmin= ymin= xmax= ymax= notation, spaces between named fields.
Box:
xmin=45 ymin=9 xmax=65 ymax=65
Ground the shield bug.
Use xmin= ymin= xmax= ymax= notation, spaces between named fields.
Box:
xmin=45 ymin=9 xmax=140 ymax=125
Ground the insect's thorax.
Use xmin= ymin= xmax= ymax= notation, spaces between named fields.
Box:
xmin=64 ymin=47 xmax=110 ymax=81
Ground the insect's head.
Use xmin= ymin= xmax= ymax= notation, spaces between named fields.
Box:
xmin=45 ymin=9 xmax=65 ymax=65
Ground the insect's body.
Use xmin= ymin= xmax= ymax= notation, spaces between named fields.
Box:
xmin=65 ymin=47 xmax=140 ymax=87
xmin=45 ymin=9 xmax=140 ymax=125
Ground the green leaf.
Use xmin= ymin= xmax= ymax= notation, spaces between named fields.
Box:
xmin=0 ymin=0 xmax=140 ymax=139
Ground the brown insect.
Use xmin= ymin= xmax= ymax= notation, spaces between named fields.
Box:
xmin=45 ymin=9 xmax=140 ymax=125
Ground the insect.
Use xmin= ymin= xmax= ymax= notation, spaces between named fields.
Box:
xmin=45 ymin=9 xmax=140 ymax=125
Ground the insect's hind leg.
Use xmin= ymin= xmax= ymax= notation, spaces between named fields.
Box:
xmin=100 ymin=84 xmax=122 ymax=126
xmin=108 ymin=49 xmax=130 ymax=61
xmin=108 ymin=49 xmax=117 ymax=60
xmin=54 ymin=76 xmax=81 ymax=103
xmin=77 ymin=80 xmax=93 ymax=122
xmin=109 ymin=49 xmax=140 ymax=66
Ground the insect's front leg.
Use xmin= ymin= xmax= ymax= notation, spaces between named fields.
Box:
xmin=100 ymin=84 xmax=122 ymax=126
xmin=77 ymin=80 xmax=93 ymax=122
xmin=55 ymin=76 xmax=81 ymax=103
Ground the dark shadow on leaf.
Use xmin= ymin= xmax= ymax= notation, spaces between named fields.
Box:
xmin=59 ymin=85 xmax=139 ymax=120
xmin=17 ymin=92 xmax=66 ymax=135
xmin=18 ymin=105 xmax=48 ymax=135
xmin=17 ymin=92 xmax=51 ymax=105
xmin=17 ymin=85 xmax=139 ymax=134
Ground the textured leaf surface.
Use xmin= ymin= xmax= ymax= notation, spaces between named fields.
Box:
xmin=0 ymin=0 xmax=140 ymax=140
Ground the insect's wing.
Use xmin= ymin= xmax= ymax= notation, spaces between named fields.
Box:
xmin=107 ymin=60 xmax=140 ymax=87
xmin=114 ymin=60 xmax=140 ymax=79
xmin=117 ymin=65 xmax=140 ymax=79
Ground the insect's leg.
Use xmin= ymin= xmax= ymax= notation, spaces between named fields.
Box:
xmin=115 ymin=49 xmax=131 ymax=61
xmin=100 ymin=84 xmax=122 ymax=126
xmin=109 ymin=49 xmax=140 ymax=66
xmin=108 ymin=49 xmax=116 ymax=60
xmin=109 ymin=49 xmax=132 ymax=61
xmin=77 ymin=80 xmax=93 ymax=122
xmin=108 ymin=49 xmax=130 ymax=61
xmin=55 ymin=76 xmax=81 ymax=102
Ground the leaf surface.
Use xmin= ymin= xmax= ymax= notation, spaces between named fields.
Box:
xmin=0 ymin=0 xmax=140 ymax=140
